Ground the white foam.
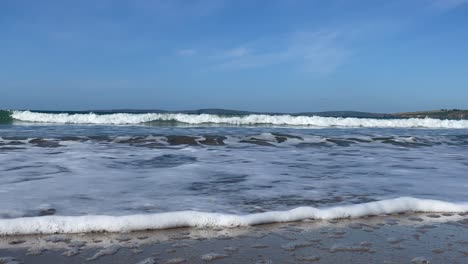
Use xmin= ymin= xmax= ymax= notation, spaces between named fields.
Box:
xmin=11 ymin=111 xmax=468 ymax=128
xmin=0 ymin=197 xmax=467 ymax=235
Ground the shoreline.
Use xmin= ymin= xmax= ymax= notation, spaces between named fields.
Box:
xmin=1 ymin=197 xmax=468 ymax=236
xmin=2 ymin=212 xmax=468 ymax=263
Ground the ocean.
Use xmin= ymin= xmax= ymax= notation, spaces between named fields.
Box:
xmin=1 ymin=110 xmax=468 ymax=235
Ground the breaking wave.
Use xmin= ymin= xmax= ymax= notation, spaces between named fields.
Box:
xmin=8 ymin=111 xmax=468 ymax=128
xmin=1 ymin=197 xmax=467 ymax=235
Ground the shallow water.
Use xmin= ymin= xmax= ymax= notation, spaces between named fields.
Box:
xmin=1 ymin=123 xmax=467 ymax=221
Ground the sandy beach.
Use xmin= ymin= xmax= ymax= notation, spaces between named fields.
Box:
xmin=1 ymin=212 xmax=468 ymax=263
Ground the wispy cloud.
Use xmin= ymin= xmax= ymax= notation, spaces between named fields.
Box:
xmin=219 ymin=47 xmax=251 ymax=58
xmin=177 ymin=49 xmax=197 ymax=56
xmin=215 ymin=30 xmax=351 ymax=74
xmin=172 ymin=0 xmax=466 ymax=75
xmin=128 ymin=0 xmax=228 ymax=19
xmin=430 ymin=0 xmax=468 ymax=11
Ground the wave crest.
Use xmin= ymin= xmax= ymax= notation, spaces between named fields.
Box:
xmin=10 ymin=111 xmax=468 ymax=128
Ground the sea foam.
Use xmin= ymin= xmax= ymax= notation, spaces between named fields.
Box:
xmin=1 ymin=197 xmax=467 ymax=235
xmin=10 ymin=111 xmax=468 ymax=128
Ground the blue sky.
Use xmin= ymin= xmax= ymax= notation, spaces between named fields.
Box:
xmin=1 ymin=0 xmax=467 ymax=113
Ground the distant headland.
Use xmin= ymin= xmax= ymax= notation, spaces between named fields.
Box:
xmin=393 ymin=109 xmax=468 ymax=120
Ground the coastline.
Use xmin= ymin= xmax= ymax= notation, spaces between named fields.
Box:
xmin=2 ymin=212 xmax=468 ymax=263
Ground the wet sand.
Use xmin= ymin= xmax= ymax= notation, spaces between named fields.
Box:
xmin=1 ymin=213 xmax=468 ymax=263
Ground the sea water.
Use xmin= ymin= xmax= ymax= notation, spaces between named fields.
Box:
xmin=0 ymin=111 xmax=467 ymax=235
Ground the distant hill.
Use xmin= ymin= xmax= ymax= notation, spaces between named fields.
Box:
xmin=178 ymin=109 xmax=255 ymax=115
xmin=394 ymin=109 xmax=468 ymax=120
xmin=91 ymin=109 xmax=168 ymax=113
xmin=180 ymin=110 xmax=394 ymax=118
xmin=296 ymin=111 xmax=392 ymax=118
